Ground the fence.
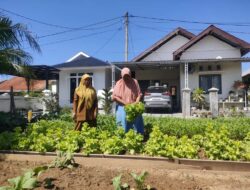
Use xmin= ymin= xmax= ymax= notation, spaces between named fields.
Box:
xmin=0 ymin=95 xmax=43 ymax=112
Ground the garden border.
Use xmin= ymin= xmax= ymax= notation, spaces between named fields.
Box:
xmin=0 ymin=150 xmax=250 ymax=172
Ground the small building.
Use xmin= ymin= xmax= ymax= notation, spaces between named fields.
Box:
xmin=54 ymin=52 xmax=111 ymax=107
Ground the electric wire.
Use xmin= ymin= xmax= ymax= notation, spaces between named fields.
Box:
xmin=93 ymin=27 xmax=122 ymax=55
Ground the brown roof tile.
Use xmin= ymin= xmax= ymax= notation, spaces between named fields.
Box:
xmin=0 ymin=77 xmax=45 ymax=92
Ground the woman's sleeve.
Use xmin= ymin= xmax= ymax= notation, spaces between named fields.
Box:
xmin=135 ymin=80 xmax=142 ymax=96
xmin=73 ymin=91 xmax=78 ymax=114
xmin=112 ymin=82 xmax=119 ymax=99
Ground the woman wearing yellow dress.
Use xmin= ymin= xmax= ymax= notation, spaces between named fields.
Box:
xmin=73 ymin=74 xmax=98 ymax=130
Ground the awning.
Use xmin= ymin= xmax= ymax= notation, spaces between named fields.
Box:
xmin=1 ymin=65 xmax=60 ymax=80
xmin=29 ymin=65 xmax=59 ymax=80
xmin=111 ymin=57 xmax=250 ymax=67
xmin=112 ymin=57 xmax=250 ymax=70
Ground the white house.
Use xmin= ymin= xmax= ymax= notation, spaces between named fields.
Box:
xmin=54 ymin=52 xmax=111 ymax=107
xmin=54 ymin=25 xmax=250 ymax=111
xmin=113 ymin=25 xmax=250 ymax=111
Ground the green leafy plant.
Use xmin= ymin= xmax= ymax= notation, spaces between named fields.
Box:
xmin=100 ymin=136 xmax=125 ymax=154
xmin=125 ymin=102 xmax=145 ymax=123
xmin=0 ymin=112 xmax=26 ymax=133
xmin=0 ymin=166 xmax=47 ymax=190
xmin=144 ymin=126 xmax=165 ymax=156
xmin=112 ymin=174 xmax=129 ymax=190
xmin=99 ymin=88 xmax=113 ymax=115
xmin=0 ymin=171 xmax=37 ymax=190
xmin=192 ymin=88 xmax=206 ymax=109
xmin=49 ymin=151 xmax=77 ymax=169
xmin=82 ymin=138 xmax=100 ymax=155
xmin=130 ymin=171 xmax=151 ymax=190
xmin=174 ymin=136 xmax=199 ymax=159
xmin=124 ymin=130 xmax=144 ymax=154
xmin=203 ymin=125 xmax=245 ymax=160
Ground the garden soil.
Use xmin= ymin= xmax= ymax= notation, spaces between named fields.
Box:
xmin=0 ymin=154 xmax=250 ymax=190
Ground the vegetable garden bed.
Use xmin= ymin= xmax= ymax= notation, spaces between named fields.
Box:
xmin=1 ymin=153 xmax=250 ymax=190
xmin=1 ymin=114 xmax=250 ymax=189
xmin=0 ymin=115 xmax=250 ymax=161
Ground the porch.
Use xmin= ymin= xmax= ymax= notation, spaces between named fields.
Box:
xmin=112 ymin=57 xmax=250 ymax=116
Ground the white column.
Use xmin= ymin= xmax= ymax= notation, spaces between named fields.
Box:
xmin=184 ymin=62 xmax=189 ymax=88
xmin=182 ymin=88 xmax=191 ymax=118
xmin=209 ymin=87 xmax=219 ymax=118
xmin=111 ymin=65 xmax=115 ymax=88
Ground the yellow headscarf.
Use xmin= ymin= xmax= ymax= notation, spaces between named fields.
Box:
xmin=75 ymin=74 xmax=96 ymax=110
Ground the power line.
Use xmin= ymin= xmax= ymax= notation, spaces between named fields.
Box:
xmin=132 ymin=22 xmax=250 ymax=35
xmin=0 ymin=7 xmax=75 ymax=29
xmin=90 ymin=48 xmax=247 ymax=54
xmin=94 ymin=27 xmax=122 ymax=55
xmin=37 ymin=17 xmax=123 ymax=39
xmin=130 ymin=15 xmax=250 ymax=27
xmin=24 ymin=28 xmax=121 ymax=49
xmin=128 ymin=25 xmax=136 ymax=58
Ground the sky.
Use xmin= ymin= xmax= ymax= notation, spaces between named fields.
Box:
xmin=1 ymin=0 xmax=250 ymax=80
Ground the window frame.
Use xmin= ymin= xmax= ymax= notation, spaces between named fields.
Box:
xmin=199 ymin=74 xmax=222 ymax=94
xmin=69 ymin=72 xmax=94 ymax=103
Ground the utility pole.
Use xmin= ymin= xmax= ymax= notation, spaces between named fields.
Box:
xmin=124 ymin=12 xmax=129 ymax=62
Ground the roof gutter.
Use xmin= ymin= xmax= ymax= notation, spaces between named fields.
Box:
xmin=112 ymin=57 xmax=250 ymax=66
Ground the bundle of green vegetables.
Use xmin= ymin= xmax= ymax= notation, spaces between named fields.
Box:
xmin=125 ymin=102 xmax=145 ymax=123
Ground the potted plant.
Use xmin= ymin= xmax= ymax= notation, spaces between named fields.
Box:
xmin=233 ymin=80 xmax=245 ymax=90
xmin=232 ymin=80 xmax=246 ymax=101
xmin=192 ymin=88 xmax=206 ymax=110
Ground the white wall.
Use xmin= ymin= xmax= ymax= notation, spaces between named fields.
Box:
xmin=180 ymin=62 xmax=242 ymax=100
xmin=105 ymin=68 xmax=112 ymax=89
xmin=0 ymin=96 xmax=43 ymax=112
xmin=180 ymin=36 xmax=241 ymax=60
xmin=58 ymin=68 xmax=107 ymax=107
xmin=142 ymin=35 xmax=190 ymax=61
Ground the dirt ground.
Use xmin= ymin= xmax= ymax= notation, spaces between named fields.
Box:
xmin=0 ymin=154 xmax=250 ymax=190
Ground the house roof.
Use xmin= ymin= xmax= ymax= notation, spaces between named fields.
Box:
xmin=66 ymin=51 xmax=90 ymax=62
xmin=1 ymin=65 xmax=59 ymax=80
xmin=132 ymin=27 xmax=195 ymax=62
xmin=173 ymin=25 xmax=250 ymax=60
xmin=242 ymin=68 xmax=250 ymax=77
xmin=54 ymin=55 xmax=110 ymax=68
xmin=29 ymin=65 xmax=59 ymax=80
xmin=0 ymin=76 xmax=45 ymax=92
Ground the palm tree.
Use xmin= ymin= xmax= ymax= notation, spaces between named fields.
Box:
xmin=192 ymin=88 xmax=206 ymax=109
xmin=0 ymin=15 xmax=41 ymax=74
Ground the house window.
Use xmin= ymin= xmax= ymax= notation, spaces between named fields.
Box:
xmin=216 ymin=65 xmax=221 ymax=70
xmin=70 ymin=72 xmax=93 ymax=103
xmin=199 ymin=74 xmax=222 ymax=94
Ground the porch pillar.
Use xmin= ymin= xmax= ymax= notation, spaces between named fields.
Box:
xmin=182 ymin=88 xmax=191 ymax=118
xmin=111 ymin=64 xmax=115 ymax=88
xmin=208 ymin=87 xmax=219 ymax=118
xmin=45 ymin=68 xmax=49 ymax=89
xmin=184 ymin=62 xmax=189 ymax=88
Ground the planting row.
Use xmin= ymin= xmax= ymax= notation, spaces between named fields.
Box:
xmin=0 ymin=118 xmax=249 ymax=161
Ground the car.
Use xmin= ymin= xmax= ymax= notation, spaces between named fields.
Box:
xmin=143 ymin=86 xmax=172 ymax=112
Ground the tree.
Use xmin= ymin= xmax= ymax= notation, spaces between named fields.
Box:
xmin=192 ymin=88 xmax=206 ymax=109
xmin=99 ymin=88 xmax=113 ymax=114
xmin=0 ymin=15 xmax=41 ymax=74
